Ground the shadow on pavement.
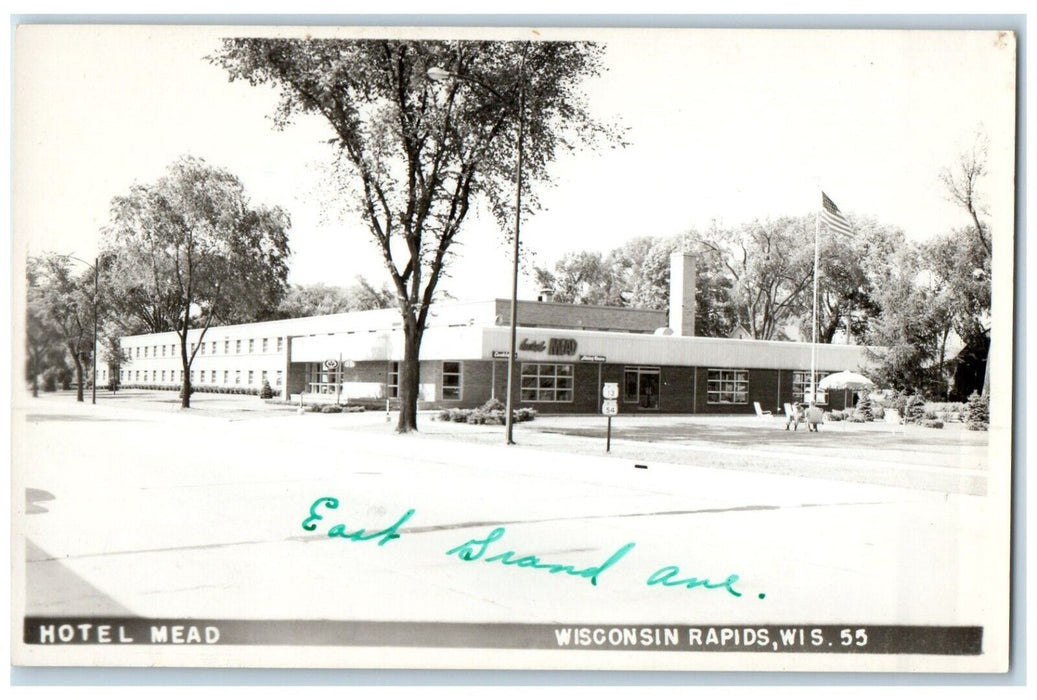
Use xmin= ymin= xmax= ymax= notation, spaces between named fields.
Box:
xmin=26 ymin=488 xmax=55 ymax=514
xmin=24 ymin=539 xmax=136 ymax=616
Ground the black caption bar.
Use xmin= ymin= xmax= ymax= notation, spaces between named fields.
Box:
xmin=23 ymin=618 xmax=982 ymax=655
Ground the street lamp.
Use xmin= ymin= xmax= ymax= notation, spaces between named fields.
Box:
xmin=428 ymin=47 xmax=528 ymax=445
xmin=64 ymin=254 xmax=100 ymax=405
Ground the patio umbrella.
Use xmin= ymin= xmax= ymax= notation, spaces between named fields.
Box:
xmin=818 ymin=371 xmax=875 ymax=410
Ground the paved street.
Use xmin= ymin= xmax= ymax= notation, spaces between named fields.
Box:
xmin=13 ymin=392 xmax=1000 ymax=641
xmin=12 ymin=392 xmax=1010 ymax=672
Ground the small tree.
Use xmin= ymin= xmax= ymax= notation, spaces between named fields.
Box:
xmin=905 ymin=394 xmax=926 ymax=425
xmin=259 ymin=380 xmax=274 ymax=399
xmin=855 ymin=391 xmax=873 ymax=421
xmin=964 ymin=391 xmax=989 ymax=431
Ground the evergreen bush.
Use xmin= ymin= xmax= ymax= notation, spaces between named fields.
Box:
xmin=905 ymin=394 xmax=926 ymax=424
xmin=964 ymin=391 xmax=989 ymax=431
xmin=855 ymin=392 xmax=873 ymax=421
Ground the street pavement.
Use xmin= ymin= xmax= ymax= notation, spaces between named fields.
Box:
xmin=13 ymin=393 xmax=1001 ymax=643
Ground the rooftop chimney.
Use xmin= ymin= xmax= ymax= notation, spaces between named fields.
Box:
xmin=668 ymin=252 xmax=697 ymax=336
xmin=538 ymin=289 xmax=555 ymax=303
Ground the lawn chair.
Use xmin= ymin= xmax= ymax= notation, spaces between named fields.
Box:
xmin=784 ymin=402 xmax=805 ymax=431
xmin=804 ymin=405 xmax=824 ymax=432
xmin=753 ymin=401 xmax=772 ymax=418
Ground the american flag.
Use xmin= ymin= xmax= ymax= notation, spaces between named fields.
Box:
xmin=821 ymin=192 xmax=854 ymax=237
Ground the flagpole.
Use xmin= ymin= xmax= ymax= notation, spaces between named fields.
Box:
xmin=811 ymin=189 xmax=820 ymax=405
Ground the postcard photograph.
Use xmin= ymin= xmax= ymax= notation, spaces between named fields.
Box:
xmin=10 ymin=24 xmax=1017 ymax=672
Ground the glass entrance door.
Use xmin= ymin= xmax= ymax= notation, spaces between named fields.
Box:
xmin=624 ymin=366 xmax=661 ymax=409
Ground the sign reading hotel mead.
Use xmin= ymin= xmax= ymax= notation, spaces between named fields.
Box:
xmin=519 ymin=337 xmax=579 ymax=356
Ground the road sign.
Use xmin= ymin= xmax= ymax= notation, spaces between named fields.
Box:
xmin=492 ymin=351 xmax=511 ymax=359
xmin=602 ymin=382 xmax=619 ymax=400
xmin=323 ymin=359 xmax=339 ymax=371
xmin=579 ymin=355 xmax=606 ymax=363
xmin=602 ymin=399 xmax=619 ymax=416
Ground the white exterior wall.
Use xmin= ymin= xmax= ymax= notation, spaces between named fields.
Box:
xmin=115 ymin=304 xmax=877 ymax=392
xmin=479 ymin=326 xmax=875 ymax=372
xmin=119 ymin=328 xmax=290 ymax=392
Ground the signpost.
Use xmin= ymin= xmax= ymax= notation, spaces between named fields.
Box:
xmin=602 ymin=382 xmax=619 ymax=452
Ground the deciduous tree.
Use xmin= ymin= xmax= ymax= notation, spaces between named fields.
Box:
xmin=101 ymin=156 xmax=291 ymax=408
xmin=27 ymin=254 xmax=97 ymax=401
xmin=697 ymin=217 xmax=814 ymax=340
xmin=213 ymin=39 xmax=618 ymax=431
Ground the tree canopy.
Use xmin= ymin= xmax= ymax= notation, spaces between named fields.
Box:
xmin=212 ymin=38 xmax=619 ymax=431
xmin=26 ymin=254 xmax=97 ymax=401
xmin=101 ymin=156 xmax=291 ymax=407
xmin=271 ymin=278 xmax=396 ymax=319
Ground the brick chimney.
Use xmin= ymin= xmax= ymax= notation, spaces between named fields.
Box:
xmin=668 ymin=252 xmax=696 ymax=336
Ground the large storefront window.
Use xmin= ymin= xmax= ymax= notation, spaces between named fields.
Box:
xmin=624 ymin=366 xmax=660 ymax=409
xmin=792 ymin=370 xmax=830 ymax=404
xmin=521 ymin=363 xmax=573 ymax=402
xmin=307 ymin=363 xmax=339 ymax=395
xmin=442 ymin=362 xmax=462 ymax=400
xmin=707 ymin=369 xmax=748 ymax=404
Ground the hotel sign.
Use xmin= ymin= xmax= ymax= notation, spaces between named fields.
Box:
xmin=519 ymin=337 xmax=578 ymax=356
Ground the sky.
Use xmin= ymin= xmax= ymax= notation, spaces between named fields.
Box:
xmin=13 ymin=24 xmax=1017 ymax=303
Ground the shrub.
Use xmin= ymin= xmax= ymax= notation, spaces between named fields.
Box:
xmin=259 ymin=381 xmax=274 ymax=399
xmin=855 ymin=392 xmax=873 ymax=421
xmin=922 ymin=419 xmax=945 ymax=429
xmin=964 ymin=391 xmax=989 ymax=431
xmin=872 ymin=405 xmax=885 ymax=420
xmin=515 ymin=407 xmax=537 ymax=422
xmin=320 ymin=404 xmax=343 ymax=414
xmin=904 ymin=394 xmax=926 ymax=425
xmin=178 ymin=384 xmax=195 ymax=399
xmin=436 ymin=402 xmax=536 ymax=425
xmin=926 ymin=402 xmax=966 ymax=415
xmin=826 ymin=410 xmax=844 ymax=422
xmin=891 ymin=391 xmax=909 ymax=418
xmin=923 ymin=409 xmax=938 ymax=421
xmin=847 ymin=412 xmax=868 ymax=423
xmin=40 ymin=367 xmax=60 ymax=392
xmin=480 ymin=397 xmax=505 ymax=412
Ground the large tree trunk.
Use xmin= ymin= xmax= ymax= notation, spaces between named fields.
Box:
xmin=395 ymin=326 xmax=422 ymax=433
xmin=72 ymin=353 xmax=84 ymax=402
xmin=180 ymin=341 xmax=192 ymax=408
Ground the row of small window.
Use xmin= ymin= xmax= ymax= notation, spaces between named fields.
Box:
xmin=129 ymin=337 xmax=285 ymax=360
xmin=120 ymin=369 xmax=283 ymax=386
